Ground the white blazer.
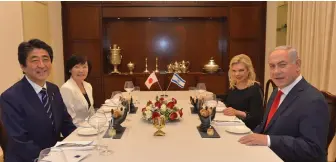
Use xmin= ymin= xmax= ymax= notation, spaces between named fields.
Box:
xmin=60 ymin=77 xmax=94 ymax=124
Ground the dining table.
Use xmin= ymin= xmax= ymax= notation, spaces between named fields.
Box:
xmin=63 ymin=91 xmax=283 ymax=162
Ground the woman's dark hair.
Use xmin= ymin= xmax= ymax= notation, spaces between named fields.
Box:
xmin=65 ymin=55 xmax=92 ymax=78
xmin=18 ymin=39 xmax=53 ymax=67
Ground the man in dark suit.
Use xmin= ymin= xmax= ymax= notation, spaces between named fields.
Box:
xmin=239 ymin=46 xmax=329 ymax=162
xmin=0 ymin=39 xmax=76 ymax=162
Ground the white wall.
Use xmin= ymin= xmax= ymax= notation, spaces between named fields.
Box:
xmin=264 ymin=2 xmax=278 ymax=90
xmin=48 ymin=2 xmax=65 ymax=87
xmin=0 ymin=2 xmax=24 ymax=94
xmin=0 ymin=1 xmax=65 ymax=95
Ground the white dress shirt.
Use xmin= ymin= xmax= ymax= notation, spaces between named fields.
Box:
xmin=267 ymin=75 xmax=303 ymax=147
xmin=25 ymin=75 xmax=47 ymax=102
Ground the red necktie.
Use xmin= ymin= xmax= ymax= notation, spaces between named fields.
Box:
xmin=265 ymin=90 xmax=283 ymax=127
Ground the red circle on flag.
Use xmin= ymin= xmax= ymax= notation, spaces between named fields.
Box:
xmin=149 ymin=78 xmax=153 ymax=84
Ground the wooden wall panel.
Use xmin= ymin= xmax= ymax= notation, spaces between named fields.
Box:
xmin=67 ymin=6 xmax=101 ymax=40
xmin=86 ymin=77 xmax=103 ymax=108
xmin=103 ymin=75 xmax=134 ymax=99
xmin=229 ymin=6 xmax=262 ymax=39
xmin=102 ymin=7 xmax=228 ymax=18
xmin=198 ymin=74 xmax=228 ymax=95
xmin=104 ymin=18 xmax=227 ymax=74
xmin=228 ymin=4 xmax=266 ymax=86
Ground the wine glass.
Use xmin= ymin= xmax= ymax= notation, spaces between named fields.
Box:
xmin=134 ymin=86 xmax=140 ymax=91
xmin=204 ymin=93 xmax=218 ymax=124
xmin=133 ymin=86 xmax=140 ymax=106
xmin=124 ymin=81 xmax=134 ymax=121
xmin=124 ymin=81 xmax=134 ymax=95
xmin=189 ymin=86 xmax=196 ymax=99
xmin=196 ymin=83 xmax=206 ymax=98
xmin=88 ymin=111 xmax=108 ymax=152
xmin=35 ymin=148 xmax=67 ymax=162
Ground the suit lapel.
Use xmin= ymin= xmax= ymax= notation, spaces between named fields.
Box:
xmin=263 ymin=79 xmax=306 ymax=132
xmin=22 ymin=77 xmax=54 ymax=130
xmin=22 ymin=77 xmax=44 ymax=112
xmin=69 ymin=78 xmax=88 ymax=108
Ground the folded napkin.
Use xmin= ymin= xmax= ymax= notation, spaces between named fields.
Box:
xmin=43 ymin=148 xmax=91 ymax=162
xmin=213 ymin=120 xmax=245 ymax=126
xmin=103 ymin=100 xmax=118 ymax=107
xmin=54 ymin=141 xmax=95 ymax=151
xmin=213 ymin=115 xmax=245 ymax=126
xmin=216 ymin=101 xmax=227 ymax=112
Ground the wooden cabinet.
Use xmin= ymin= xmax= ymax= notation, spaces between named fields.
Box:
xmin=62 ymin=1 xmax=266 ymax=107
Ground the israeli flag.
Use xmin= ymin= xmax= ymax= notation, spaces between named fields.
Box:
xmin=171 ymin=73 xmax=186 ymax=88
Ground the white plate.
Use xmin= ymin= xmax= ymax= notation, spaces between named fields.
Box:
xmin=225 ymin=126 xmax=251 ymax=134
xmin=77 ymin=127 xmax=104 ymax=136
xmin=78 ymin=121 xmax=91 ymax=128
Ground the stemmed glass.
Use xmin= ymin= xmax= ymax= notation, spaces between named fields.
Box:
xmin=196 ymin=83 xmax=206 ymax=98
xmin=134 ymin=86 xmax=140 ymax=91
xmin=88 ymin=111 xmax=112 ymax=155
xmin=204 ymin=94 xmax=218 ymax=124
xmin=35 ymin=148 xmax=67 ymax=162
xmin=124 ymin=81 xmax=134 ymax=121
xmin=189 ymin=86 xmax=196 ymax=99
xmin=124 ymin=81 xmax=134 ymax=96
xmin=133 ymin=86 xmax=140 ymax=106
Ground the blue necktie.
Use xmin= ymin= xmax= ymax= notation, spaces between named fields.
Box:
xmin=40 ymin=88 xmax=54 ymax=126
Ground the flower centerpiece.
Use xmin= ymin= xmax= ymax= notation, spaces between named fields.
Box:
xmin=142 ymin=96 xmax=183 ymax=122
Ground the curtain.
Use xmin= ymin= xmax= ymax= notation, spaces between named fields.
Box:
xmin=287 ymin=2 xmax=336 ymax=161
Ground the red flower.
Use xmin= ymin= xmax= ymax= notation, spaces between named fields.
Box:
xmin=172 ymin=98 xmax=177 ymax=104
xmin=178 ymin=108 xmax=183 ymax=118
xmin=166 ymin=102 xmax=175 ymax=109
xmin=155 ymin=101 xmax=162 ymax=108
xmin=142 ymin=107 xmax=146 ymax=112
xmin=152 ymin=111 xmax=160 ymax=119
xmin=169 ymin=112 xmax=178 ymax=120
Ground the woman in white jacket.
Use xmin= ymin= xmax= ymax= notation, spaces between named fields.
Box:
xmin=60 ymin=55 xmax=94 ymax=124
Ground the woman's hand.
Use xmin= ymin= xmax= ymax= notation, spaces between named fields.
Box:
xmin=223 ymin=107 xmax=236 ymax=116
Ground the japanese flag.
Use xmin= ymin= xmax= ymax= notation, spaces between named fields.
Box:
xmin=145 ymin=72 xmax=158 ymax=89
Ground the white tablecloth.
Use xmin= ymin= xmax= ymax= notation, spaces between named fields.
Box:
xmin=64 ymin=91 xmax=283 ymax=162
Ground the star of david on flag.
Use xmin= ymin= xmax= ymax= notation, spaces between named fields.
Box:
xmin=171 ymin=73 xmax=186 ymax=88
xmin=145 ymin=72 xmax=158 ymax=89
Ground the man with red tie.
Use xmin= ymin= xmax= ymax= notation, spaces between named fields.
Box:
xmin=239 ymin=46 xmax=329 ymax=162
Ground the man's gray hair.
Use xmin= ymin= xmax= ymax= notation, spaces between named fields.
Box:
xmin=272 ymin=46 xmax=299 ymax=63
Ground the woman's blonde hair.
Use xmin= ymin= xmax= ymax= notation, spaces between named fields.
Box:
xmin=228 ymin=54 xmax=258 ymax=89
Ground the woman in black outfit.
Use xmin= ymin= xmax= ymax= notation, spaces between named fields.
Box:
xmin=223 ymin=54 xmax=264 ymax=130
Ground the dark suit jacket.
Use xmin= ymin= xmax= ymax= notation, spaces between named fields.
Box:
xmin=0 ymin=77 xmax=76 ymax=162
xmin=254 ymin=78 xmax=329 ymax=162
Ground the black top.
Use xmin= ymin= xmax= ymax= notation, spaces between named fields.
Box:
xmin=83 ymin=93 xmax=91 ymax=109
xmin=225 ymin=82 xmax=264 ymax=130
